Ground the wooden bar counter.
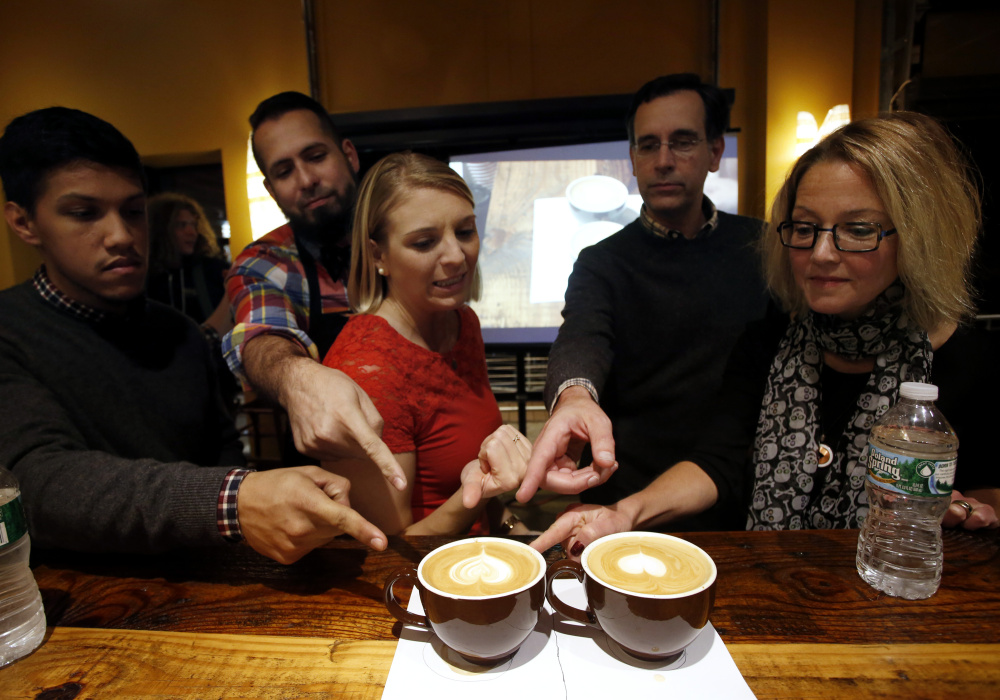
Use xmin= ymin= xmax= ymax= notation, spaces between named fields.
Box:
xmin=2 ymin=528 xmax=998 ymax=699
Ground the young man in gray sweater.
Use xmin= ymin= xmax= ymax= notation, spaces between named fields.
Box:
xmin=0 ymin=107 xmax=387 ymax=563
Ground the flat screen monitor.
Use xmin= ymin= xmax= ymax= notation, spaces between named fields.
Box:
xmin=450 ymin=136 xmax=738 ymax=344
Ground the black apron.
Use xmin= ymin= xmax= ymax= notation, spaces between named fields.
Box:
xmin=296 ymin=234 xmax=349 ymax=359
xmin=280 ymin=234 xmax=350 ymax=465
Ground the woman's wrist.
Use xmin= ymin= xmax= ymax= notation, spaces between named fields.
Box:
xmin=495 ymin=511 xmax=522 ymax=535
xmin=614 ymin=494 xmax=645 ymax=530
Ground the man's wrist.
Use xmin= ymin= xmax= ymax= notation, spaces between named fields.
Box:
xmin=218 ymin=467 xmax=255 ymax=542
xmin=243 ymin=334 xmax=312 ymax=408
xmin=551 ymin=378 xmax=599 ymax=413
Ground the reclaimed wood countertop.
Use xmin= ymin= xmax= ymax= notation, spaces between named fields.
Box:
xmin=3 ymin=529 xmax=998 ymax=699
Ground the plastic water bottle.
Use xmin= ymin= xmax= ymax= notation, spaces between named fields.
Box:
xmin=0 ymin=466 xmax=46 ymax=667
xmin=856 ymin=382 xmax=957 ymax=600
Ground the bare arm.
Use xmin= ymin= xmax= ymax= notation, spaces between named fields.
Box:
xmin=242 ymin=334 xmax=405 ymax=490
xmin=618 ymin=460 xmax=719 ymax=530
xmin=325 ymin=449 xmax=485 ymax=536
xmin=531 ymin=460 xmax=718 ymax=556
xmin=408 ymin=425 xmax=533 ymax=535
xmin=324 ymin=425 xmax=533 ymax=537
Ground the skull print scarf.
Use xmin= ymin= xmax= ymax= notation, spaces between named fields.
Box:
xmin=746 ymin=282 xmax=931 ymax=530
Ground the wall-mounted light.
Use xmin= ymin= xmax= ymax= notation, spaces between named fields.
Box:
xmin=795 ymin=104 xmax=851 ymax=157
xmin=795 ymin=111 xmax=819 ymax=157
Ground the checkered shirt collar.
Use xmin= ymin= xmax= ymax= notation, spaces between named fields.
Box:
xmin=32 ymin=266 xmax=108 ymax=323
xmin=639 ymin=197 xmax=719 ymax=240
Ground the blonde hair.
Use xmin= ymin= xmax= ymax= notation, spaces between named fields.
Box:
xmin=147 ymin=192 xmax=221 ymax=273
xmin=762 ymin=111 xmax=982 ymax=330
xmin=348 ymin=151 xmax=482 ymax=314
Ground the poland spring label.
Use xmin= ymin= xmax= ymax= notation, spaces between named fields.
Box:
xmin=0 ymin=495 xmax=28 ymax=549
xmin=864 ymin=444 xmax=956 ymax=497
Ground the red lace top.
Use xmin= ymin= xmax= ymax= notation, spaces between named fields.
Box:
xmin=322 ymin=305 xmax=502 ymax=530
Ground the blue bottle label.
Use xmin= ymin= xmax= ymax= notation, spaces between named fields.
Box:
xmin=864 ymin=443 xmax=956 ymax=497
xmin=0 ymin=495 xmax=28 ymax=549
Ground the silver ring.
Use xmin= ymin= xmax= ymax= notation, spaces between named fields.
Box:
xmin=512 ymin=435 xmax=520 ymax=444
xmin=954 ymin=500 xmax=974 ymax=518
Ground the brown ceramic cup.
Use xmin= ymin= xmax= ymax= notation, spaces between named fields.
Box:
xmin=384 ymin=537 xmax=547 ymax=664
xmin=546 ymin=531 xmax=717 ymax=662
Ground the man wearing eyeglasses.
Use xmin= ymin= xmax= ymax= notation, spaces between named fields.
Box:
xmin=518 ymin=74 xmax=769 ymax=531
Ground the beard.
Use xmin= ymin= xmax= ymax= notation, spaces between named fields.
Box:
xmin=283 ymin=181 xmax=357 ymax=248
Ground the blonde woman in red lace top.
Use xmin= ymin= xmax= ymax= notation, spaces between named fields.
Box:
xmin=322 ymin=152 xmax=531 ymax=536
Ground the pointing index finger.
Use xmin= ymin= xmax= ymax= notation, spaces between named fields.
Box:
xmin=341 ymin=408 xmax=406 ymax=490
xmin=362 ymin=429 xmax=407 ymax=491
xmin=530 ymin=511 xmax=581 ymax=553
xmin=517 ymin=428 xmax=569 ymax=502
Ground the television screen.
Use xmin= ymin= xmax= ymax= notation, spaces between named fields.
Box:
xmin=451 ymin=136 xmax=738 ymax=344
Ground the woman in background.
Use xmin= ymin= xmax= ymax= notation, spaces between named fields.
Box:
xmin=323 ymin=152 xmax=531 ymax=536
xmin=147 ymin=192 xmax=232 ymax=339
xmin=533 ymin=111 xmax=999 ymax=556
xmin=147 ymin=193 xmax=237 ymax=408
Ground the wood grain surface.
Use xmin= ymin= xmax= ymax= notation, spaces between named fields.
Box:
xmin=2 ymin=529 xmax=997 ymax=699
xmin=4 ymin=631 xmax=998 ymax=699
xmin=4 ymin=627 xmax=393 ymax=700
xmin=30 ymin=529 xmax=1000 ymax=644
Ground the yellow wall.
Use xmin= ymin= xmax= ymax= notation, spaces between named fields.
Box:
xmin=313 ymin=0 xmax=878 ymax=223
xmin=852 ymin=0 xmax=884 ymax=120
xmin=719 ymin=0 xmax=771 ymax=219
xmin=764 ymin=0 xmax=879 ymax=211
xmin=1 ymin=0 xmax=881 ymax=290
xmin=0 ymin=0 xmax=309 ymax=290
xmin=314 ymin=0 xmax=712 ymax=110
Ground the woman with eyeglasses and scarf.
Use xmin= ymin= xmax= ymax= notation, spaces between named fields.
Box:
xmin=533 ymin=112 xmax=999 ymax=557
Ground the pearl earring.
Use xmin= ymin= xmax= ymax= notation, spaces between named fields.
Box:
xmin=377 ymin=268 xmax=385 ymax=275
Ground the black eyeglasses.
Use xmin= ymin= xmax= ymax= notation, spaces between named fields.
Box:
xmin=777 ymin=221 xmax=897 ymax=253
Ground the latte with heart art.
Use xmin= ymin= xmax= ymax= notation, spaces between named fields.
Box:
xmin=585 ymin=533 xmax=713 ymax=595
xmin=386 ymin=537 xmax=547 ymax=663
xmin=421 ymin=538 xmax=542 ymax=597
xmin=547 ymin=532 xmax=717 ymax=661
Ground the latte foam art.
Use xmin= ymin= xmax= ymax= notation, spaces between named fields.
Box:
xmin=587 ymin=537 xmax=712 ymax=596
xmin=449 ymin=553 xmax=515 ymax=587
xmin=616 ymin=552 xmax=668 ymax=578
xmin=422 ymin=540 xmax=541 ymax=597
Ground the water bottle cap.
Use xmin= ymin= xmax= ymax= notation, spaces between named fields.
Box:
xmin=900 ymin=381 xmax=938 ymax=401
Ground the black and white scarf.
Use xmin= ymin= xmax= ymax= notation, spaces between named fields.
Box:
xmin=746 ymin=282 xmax=931 ymax=530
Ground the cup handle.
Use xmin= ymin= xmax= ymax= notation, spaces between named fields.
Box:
xmin=545 ymin=560 xmax=598 ymax=627
xmin=383 ymin=567 xmax=429 ymax=629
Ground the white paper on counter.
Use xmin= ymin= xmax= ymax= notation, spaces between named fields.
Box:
xmin=381 ymin=577 xmax=757 ymax=700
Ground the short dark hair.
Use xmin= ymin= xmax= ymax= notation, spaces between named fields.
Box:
xmin=625 ymin=73 xmax=730 ymax=144
xmin=0 ymin=107 xmax=145 ymax=213
xmin=249 ymin=91 xmax=343 ymax=174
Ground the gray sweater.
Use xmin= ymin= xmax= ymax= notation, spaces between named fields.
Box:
xmin=545 ymin=213 xmax=770 ymax=528
xmin=0 ymin=281 xmax=244 ymax=552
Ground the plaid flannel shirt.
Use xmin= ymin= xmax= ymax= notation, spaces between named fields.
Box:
xmin=222 ymin=223 xmax=350 ymax=383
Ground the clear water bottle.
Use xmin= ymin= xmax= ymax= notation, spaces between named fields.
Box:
xmin=0 ymin=466 xmax=46 ymax=667
xmin=856 ymin=382 xmax=957 ymax=600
